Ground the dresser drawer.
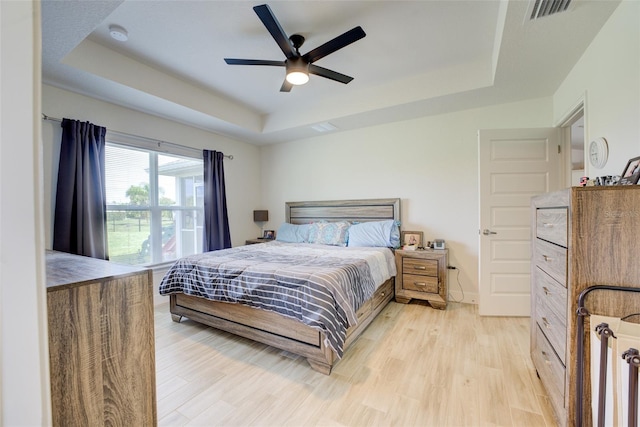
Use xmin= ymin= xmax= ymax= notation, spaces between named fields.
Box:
xmin=536 ymin=208 xmax=568 ymax=247
xmin=532 ymin=325 xmax=566 ymax=425
xmin=533 ymin=270 xmax=567 ymax=364
xmin=402 ymin=273 xmax=439 ymax=293
xmin=534 ymin=267 xmax=567 ymax=324
xmin=533 ymin=239 xmax=567 ymax=286
xmin=402 ymin=258 xmax=438 ymax=277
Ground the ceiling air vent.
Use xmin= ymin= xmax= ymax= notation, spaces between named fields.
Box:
xmin=529 ymin=0 xmax=572 ymax=20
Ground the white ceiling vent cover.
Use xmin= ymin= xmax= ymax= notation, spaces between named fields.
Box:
xmin=529 ymin=0 xmax=572 ymax=20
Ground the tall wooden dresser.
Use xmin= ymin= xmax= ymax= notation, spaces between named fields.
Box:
xmin=531 ymin=187 xmax=640 ymax=426
xmin=46 ymin=251 xmax=157 ymax=426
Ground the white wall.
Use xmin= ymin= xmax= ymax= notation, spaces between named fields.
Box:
xmin=260 ymin=97 xmax=554 ymax=303
xmin=42 ymin=85 xmax=263 ymax=304
xmin=554 ymin=0 xmax=640 ymax=178
xmin=1 ymin=1 xmax=51 ymax=424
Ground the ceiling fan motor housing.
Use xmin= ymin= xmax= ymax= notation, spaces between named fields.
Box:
xmin=289 ymin=34 xmax=305 ymax=51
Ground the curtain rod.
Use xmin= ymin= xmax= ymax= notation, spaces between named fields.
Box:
xmin=41 ymin=113 xmax=234 ymax=160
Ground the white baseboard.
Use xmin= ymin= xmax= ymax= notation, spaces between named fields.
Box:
xmin=448 ymin=289 xmax=478 ymax=305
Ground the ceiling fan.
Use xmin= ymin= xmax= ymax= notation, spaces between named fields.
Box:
xmin=224 ymin=4 xmax=366 ymax=92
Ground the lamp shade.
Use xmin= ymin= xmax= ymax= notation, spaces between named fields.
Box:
xmin=253 ymin=210 xmax=268 ymax=222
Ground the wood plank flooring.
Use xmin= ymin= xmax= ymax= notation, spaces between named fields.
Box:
xmin=155 ymin=300 xmax=558 ymax=426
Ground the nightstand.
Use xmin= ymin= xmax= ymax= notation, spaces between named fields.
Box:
xmin=245 ymin=238 xmax=274 ymax=245
xmin=395 ymin=248 xmax=448 ymax=309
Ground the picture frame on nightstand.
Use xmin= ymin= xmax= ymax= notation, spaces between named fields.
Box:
xmin=401 ymin=230 xmax=423 ymax=248
xmin=263 ymin=230 xmax=275 ymax=239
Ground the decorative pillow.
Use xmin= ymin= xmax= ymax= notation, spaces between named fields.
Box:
xmin=276 ymin=223 xmax=311 ymax=243
xmin=347 ymin=220 xmax=401 ymax=248
xmin=307 ymin=221 xmax=350 ymax=246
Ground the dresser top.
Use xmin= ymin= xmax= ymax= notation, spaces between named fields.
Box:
xmin=46 ymin=250 xmax=149 ymax=290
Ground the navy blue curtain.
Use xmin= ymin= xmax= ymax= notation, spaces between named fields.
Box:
xmin=203 ymin=150 xmax=231 ymax=251
xmin=53 ymin=118 xmax=109 ymax=260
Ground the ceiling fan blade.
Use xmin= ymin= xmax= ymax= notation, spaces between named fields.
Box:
xmin=253 ymin=4 xmax=296 ymax=59
xmin=224 ymin=58 xmax=285 ymax=66
xmin=309 ymin=64 xmax=353 ymax=84
xmin=280 ymin=79 xmax=293 ymax=92
xmin=303 ymin=26 xmax=366 ymax=64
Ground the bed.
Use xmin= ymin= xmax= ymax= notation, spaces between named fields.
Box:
xmin=160 ymin=198 xmax=400 ymax=374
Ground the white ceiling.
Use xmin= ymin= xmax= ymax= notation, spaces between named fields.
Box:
xmin=41 ymin=0 xmax=620 ymax=145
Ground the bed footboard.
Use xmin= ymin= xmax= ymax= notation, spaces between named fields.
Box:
xmin=168 ymin=277 xmax=394 ymax=374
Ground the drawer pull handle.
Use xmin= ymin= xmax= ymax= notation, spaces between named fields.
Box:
xmin=542 ymin=317 xmax=551 ymax=328
xmin=380 ymin=292 xmax=385 ymax=297
xmin=413 ymin=266 xmax=427 ymax=270
xmin=414 ymin=282 xmax=426 ymax=287
xmin=542 ymin=287 xmax=551 ymax=295
xmin=541 ymin=350 xmax=552 ymax=364
xmin=543 ymin=255 xmax=553 ymax=262
xmin=543 ymin=223 xmax=554 ymax=228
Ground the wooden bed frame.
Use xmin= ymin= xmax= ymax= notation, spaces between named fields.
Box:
xmin=169 ymin=198 xmax=400 ymax=374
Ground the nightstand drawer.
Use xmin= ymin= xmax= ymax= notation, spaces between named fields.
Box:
xmin=402 ymin=273 xmax=438 ymax=293
xmin=402 ymin=258 xmax=438 ymax=277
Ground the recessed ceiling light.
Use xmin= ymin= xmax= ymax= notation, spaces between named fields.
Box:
xmin=109 ymin=25 xmax=128 ymax=42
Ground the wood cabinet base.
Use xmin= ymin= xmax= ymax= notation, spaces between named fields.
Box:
xmin=46 ymin=251 xmax=157 ymax=426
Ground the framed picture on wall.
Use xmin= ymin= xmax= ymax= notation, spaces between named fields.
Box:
xmin=401 ymin=231 xmax=423 ymax=248
xmin=618 ymin=156 xmax=640 ymax=185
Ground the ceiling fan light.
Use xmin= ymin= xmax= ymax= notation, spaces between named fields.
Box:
xmin=286 ymin=57 xmax=309 ymax=85
xmin=286 ymin=71 xmax=309 ymax=85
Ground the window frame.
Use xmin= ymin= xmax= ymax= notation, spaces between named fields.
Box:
xmin=105 ymin=136 xmax=204 ymax=267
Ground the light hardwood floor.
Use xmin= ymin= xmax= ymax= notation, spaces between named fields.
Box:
xmin=155 ymin=300 xmax=558 ymax=426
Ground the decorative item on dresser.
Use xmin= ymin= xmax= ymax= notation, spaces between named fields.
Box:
xmin=395 ymin=248 xmax=448 ymax=309
xmin=531 ymin=186 xmax=640 ymax=427
xmin=45 ymin=250 xmax=157 ymax=426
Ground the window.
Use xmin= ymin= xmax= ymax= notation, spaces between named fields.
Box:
xmin=105 ymin=143 xmax=203 ymax=266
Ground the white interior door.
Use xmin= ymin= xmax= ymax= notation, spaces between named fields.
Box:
xmin=478 ymin=128 xmax=562 ymax=316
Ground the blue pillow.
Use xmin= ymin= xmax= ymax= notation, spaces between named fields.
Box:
xmin=308 ymin=221 xmax=350 ymax=246
xmin=347 ymin=220 xmax=401 ymax=248
xmin=276 ymin=223 xmax=311 ymax=243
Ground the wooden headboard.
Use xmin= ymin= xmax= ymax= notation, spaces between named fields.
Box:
xmin=286 ymin=198 xmax=400 ymax=224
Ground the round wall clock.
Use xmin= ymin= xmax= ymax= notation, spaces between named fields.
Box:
xmin=589 ymin=137 xmax=609 ymax=169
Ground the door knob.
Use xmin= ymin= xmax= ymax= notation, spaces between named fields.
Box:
xmin=482 ymin=229 xmax=497 ymax=236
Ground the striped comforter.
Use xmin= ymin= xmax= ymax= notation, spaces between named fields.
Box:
xmin=159 ymin=241 xmax=396 ymax=357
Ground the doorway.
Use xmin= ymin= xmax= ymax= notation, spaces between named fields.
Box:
xmin=565 ymin=109 xmax=586 ymax=187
